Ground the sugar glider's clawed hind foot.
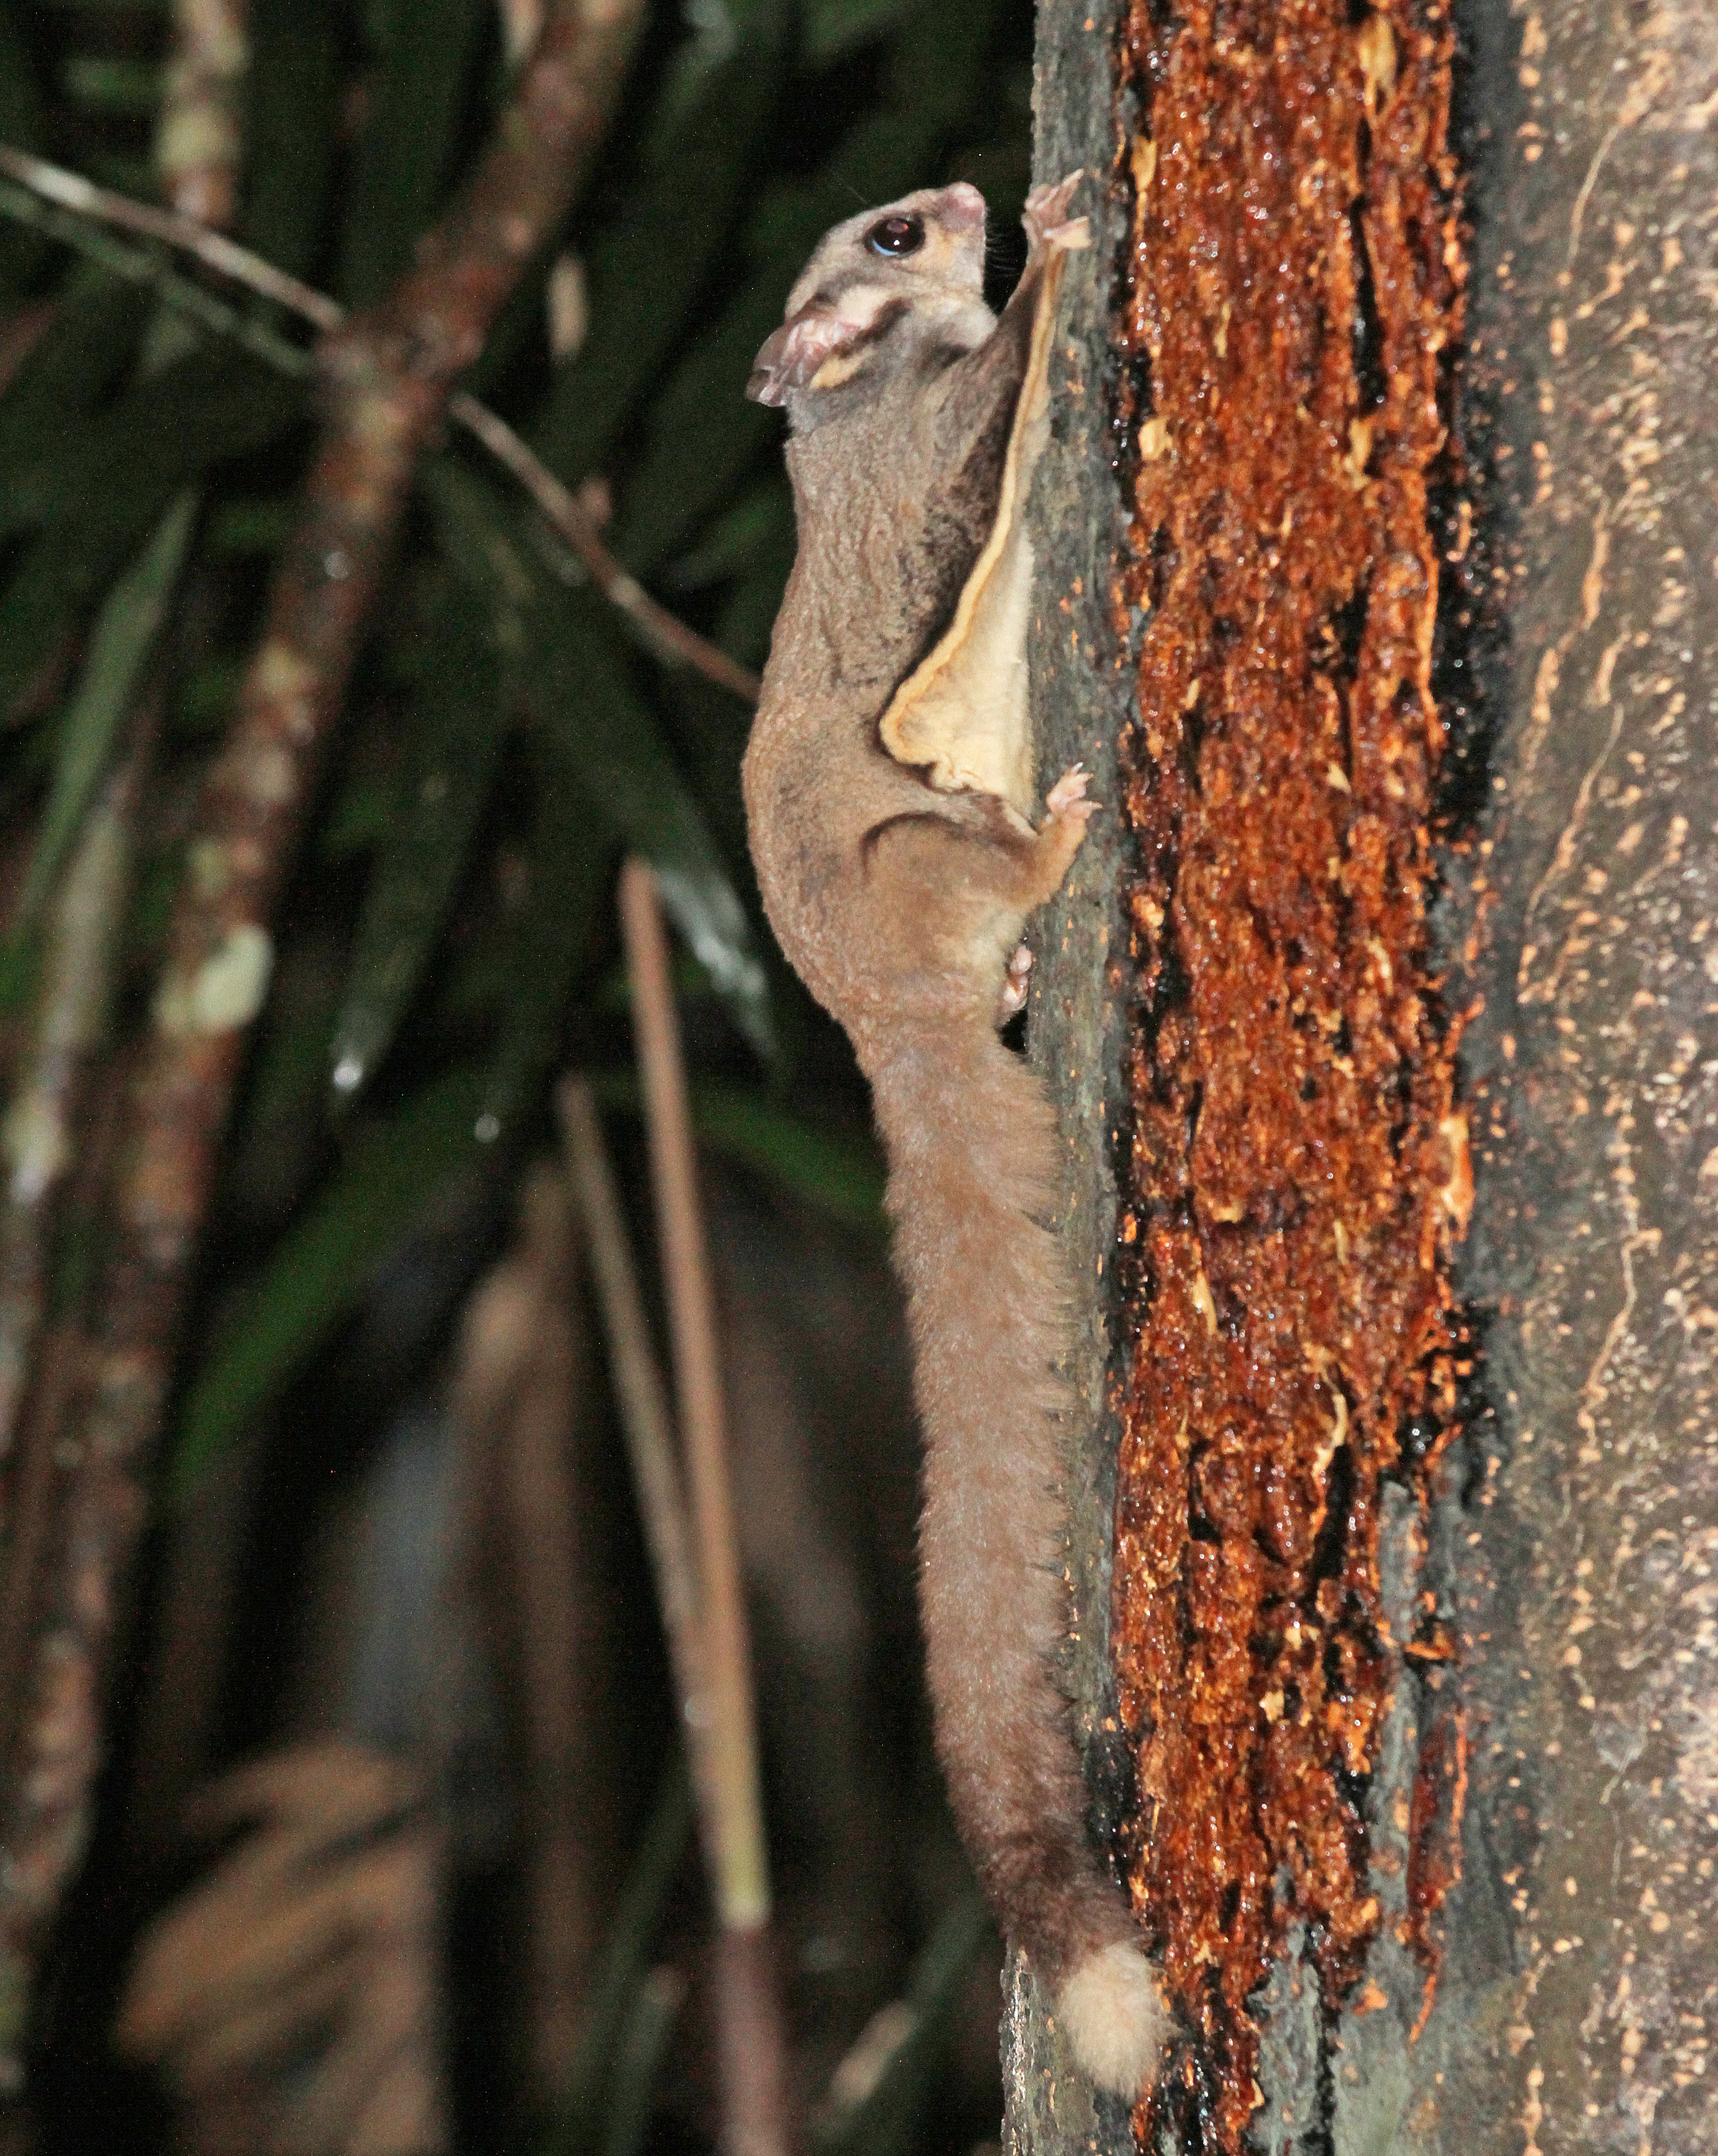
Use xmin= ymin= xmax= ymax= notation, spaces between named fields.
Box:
xmin=1023 ymin=762 xmax=1098 ymax=906
xmin=996 ymin=941 xmax=1033 ymax=1026
xmin=1044 ymin=761 xmax=1094 ymax=820
xmin=996 ymin=766 xmax=1097 ymax=1019
xmin=743 ymin=172 xmax=1168 ymax=2111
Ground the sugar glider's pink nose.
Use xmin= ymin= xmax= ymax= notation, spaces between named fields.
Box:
xmin=938 ymin=182 xmax=987 ymax=235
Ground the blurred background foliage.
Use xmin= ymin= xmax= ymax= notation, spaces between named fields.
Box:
xmin=0 ymin=0 xmax=1037 ymax=2150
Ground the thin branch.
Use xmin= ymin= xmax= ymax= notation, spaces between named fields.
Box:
xmin=450 ymin=394 xmax=762 ymax=702
xmin=617 ymin=863 xmax=770 ymax=1932
xmin=554 ymin=1082 xmax=714 ymax=1791
xmin=0 ymin=145 xmax=337 ymax=328
xmin=0 ymin=0 xmax=650 ymax=2057
xmin=0 ymin=144 xmax=761 ymax=704
xmin=0 ymin=178 xmax=315 ymax=375
xmin=616 ymin=861 xmax=788 ymax=2156
xmin=559 ymin=1077 xmax=798 ymax=2156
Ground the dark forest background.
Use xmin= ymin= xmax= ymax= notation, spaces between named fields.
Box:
xmin=0 ymin=2 xmax=1042 ymax=2151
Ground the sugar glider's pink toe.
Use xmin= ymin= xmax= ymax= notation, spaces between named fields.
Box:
xmin=1045 ymin=763 xmax=1096 ymax=821
xmin=1025 ymin=174 xmax=1089 ymax=253
xmin=996 ymin=942 xmax=1033 ymax=1025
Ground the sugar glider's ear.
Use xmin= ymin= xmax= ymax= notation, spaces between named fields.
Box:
xmin=746 ymin=305 xmax=858 ymax=407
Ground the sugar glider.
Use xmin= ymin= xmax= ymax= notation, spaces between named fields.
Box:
xmin=741 ymin=176 xmax=1167 ymax=2098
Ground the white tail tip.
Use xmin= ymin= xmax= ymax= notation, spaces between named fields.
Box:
xmin=1058 ymin=1941 xmax=1169 ymax=2098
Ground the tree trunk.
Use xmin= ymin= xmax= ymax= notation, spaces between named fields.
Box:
xmin=1019 ymin=1 xmax=1717 ymax=2151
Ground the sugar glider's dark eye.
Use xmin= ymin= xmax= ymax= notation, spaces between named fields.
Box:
xmin=866 ymin=213 xmax=925 ymax=258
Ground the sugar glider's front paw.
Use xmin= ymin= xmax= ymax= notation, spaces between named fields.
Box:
xmin=1025 ymin=173 xmax=1091 ymax=257
xmin=1022 ymin=762 xmax=1098 ymax=904
xmin=1044 ymin=762 xmax=1096 ymax=824
xmin=995 ymin=941 xmax=1033 ymax=1026
xmin=1058 ymin=1941 xmax=1170 ymax=2099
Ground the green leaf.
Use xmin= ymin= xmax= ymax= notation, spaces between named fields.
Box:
xmin=664 ymin=479 xmax=792 ymax=593
xmin=528 ymin=0 xmax=790 ymax=487
xmin=244 ymin=0 xmax=343 ymax=279
xmin=601 ymin=265 xmax=786 ymax=577
xmin=337 ymin=0 xmax=492 ymax=306
xmin=418 ymin=456 xmax=536 ymax=652
xmin=708 ymin=506 xmax=798 ymax=673
xmin=803 ymin=0 xmax=923 ymax=67
xmin=610 ymin=95 xmax=992 ymax=574
xmin=171 ymin=655 xmax=246 ymax=739
xmin=0 ymin=0 xmax=41 ymax=139
xmin=652 ymin=669 xmax=751 ymax=865
xmin=0 ymin=270 xmax=150 ymax=521
xmin=171 ymin=1064 xmax=490 ymax=1501
xmin=318 ymin=771 xmax=400 ymax=856
xmin=597 ymin=1969 xmax=683 ymax=2156
xmin=424 ymin=461 xmax=774 ymax=1061
xmin=813 ymin=1892 xmax=992 ymax=2156
xmin=232 ymin=949 xmax=345 ymax=1173
xmin=204 ymin=497 xmax=294 ymax=555
xmin=881 ymin=0 xmax=1003 ymax=141
xmin=0 ymin=349 xmax=301 ymax=720
xmin=60 ymin=54 xmax=163 ymax=117
xmin=686 ymin=1079 xmax=885 ymax=1224
xmin=609 ymin=0 xmax=1000 ymax=566
xmin=9 ymin=490 xmax=198 ymax=949
xmin=547 ymin=1759 xmax=693 ymax=2156
xmin=481 ymin=715 xmax=613 ymax=1130
xmin=530 ymin=589 xmax=774 ymax=1061
xmin=329 ymin=580 xmax=507 ymax=1107
xmin=0 ymin=1 xmax=45 ymax=288
xmin=642 ymin=0 xmax=781 ymax=159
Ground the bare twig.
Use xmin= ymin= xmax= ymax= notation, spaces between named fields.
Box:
xmin=499 ymin=0 xmax=547 ymax=66
xmin=616 ymin=861 xmax=787 ymax=2156
xmin=560 ymin=1078 xmax=789 ymax=2131
xmin=0 ymin=732 xmax=159 ymax=1932
xmin=0 ymin=145 xmax=338 ymax=329
xmin=0 ymin=182 xmax=316 ymax=374
xmin=616 ymin=864 xmax=770 ymax=1932
xmin=558 ymin=1079 xmax=790 ymax=2156
xmin=0 ymin=143 xmax=762 ymax=704
xmin=0 ymin=0 xmax=649 ymax=2061
xmin=0 ymin=0 xmax=231 ymax=1483
xmin=450 ymin=394 xmax=762 ymax=701
xmin=156 ymin=0 xmax=250 ymax=231
xmin=555 ymin=1082 xmax=712 ymax=1759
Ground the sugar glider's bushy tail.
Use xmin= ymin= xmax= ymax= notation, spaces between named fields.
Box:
xmin=870 ymin=1023 xmax=1168 ymax=2099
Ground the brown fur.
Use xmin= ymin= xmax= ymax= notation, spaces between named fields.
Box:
xmin=742 ymin=183 xmax=1166 ymax=2093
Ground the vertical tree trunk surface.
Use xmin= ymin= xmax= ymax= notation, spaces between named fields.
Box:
xmin=1018 ymin=2 xmax=1718 ymax=2150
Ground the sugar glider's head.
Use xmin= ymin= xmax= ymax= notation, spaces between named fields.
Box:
xmin=746 ymin=183 xmax=995 ymax=416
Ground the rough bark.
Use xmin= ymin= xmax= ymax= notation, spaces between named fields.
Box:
xmin=1012 ymin=5 xmax=1142 ymax=2151
xmin=1019 ymin=1 xmax=1717 ymax=2151
xmin=1399 ymin=4 xmax=1718 ymax=2151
